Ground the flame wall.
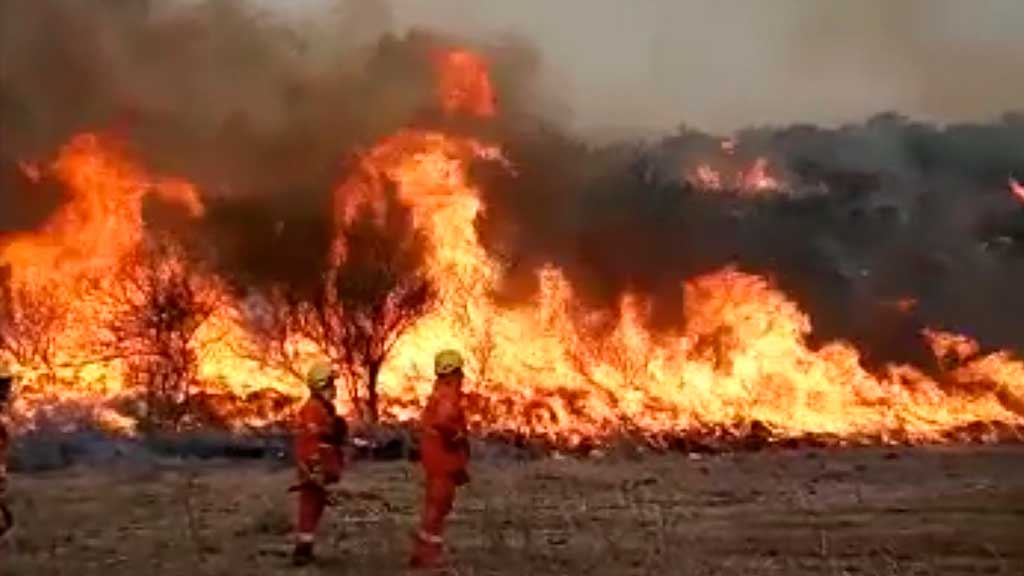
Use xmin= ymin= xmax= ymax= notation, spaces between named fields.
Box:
xmin=1 ymin=1 xmax=1023 ymax=444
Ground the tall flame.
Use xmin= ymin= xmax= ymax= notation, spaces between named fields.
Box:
xmin=434 ymin=49 xmax=497 ymax=118
xmin=2 ymin=134 xmax=202 ymax=284
xmin=331 ymin=128 xmax=1023 ymax=443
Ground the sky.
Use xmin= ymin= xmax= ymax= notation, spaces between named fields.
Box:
xmin=379 ymin=0 xmax=1024 ymax=136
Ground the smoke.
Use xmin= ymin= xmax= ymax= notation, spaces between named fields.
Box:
xmin=0 ymin=160 xmax=66 ymax=234
xmin=382 ymin=0 xmax=1024 ymax=135
xmin=791 ymin=1 xmax=1024 ymax=127
xmin=3 ymin=0 xmax=1024 ymax=373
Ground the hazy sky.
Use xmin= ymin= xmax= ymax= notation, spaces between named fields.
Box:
xmin=268 ymin=1 xmax=1024 ymax=135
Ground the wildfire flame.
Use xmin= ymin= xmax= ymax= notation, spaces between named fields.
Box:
xmin=741 ymin=158 xmax=781 ymax=192
xmin=2 ymin=134 xmax=203 ymax=284
xmin=689 ymin=158 xmax=783 ymax=195
xmin=1 ymin=50 xmax=1022 ymax=446
xmin=434 ymin=49 xmax=497 ymax=118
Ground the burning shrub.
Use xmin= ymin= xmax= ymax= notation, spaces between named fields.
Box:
xmin=247 ymin=185 xmax=435 ymax=425
xmin=102 ymin=237 xmax=221 ymax=431
xmin=0 ymin=265 xmax=66 ymax=389
xmin=327 ymin=202 xmax=435 ymax=423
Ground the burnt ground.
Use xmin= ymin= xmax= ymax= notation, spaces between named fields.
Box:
xmin=2 ymin=445 xmax=1022 ymax=576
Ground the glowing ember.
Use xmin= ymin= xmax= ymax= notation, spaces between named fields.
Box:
xmin=740 ymin=158 xmax=781 ymax=192
xmin=16 ymin=161 xmax=41 ymax=183
xmin=888 ymin=298 xmax=918 ymax=313
xmin=689 ymin=158 xmax=783 ymax=195
xmin=692 ymin=164 xmax=723 ymax=190
xmin=1010 ymin=178 xmax=1024 ymax=203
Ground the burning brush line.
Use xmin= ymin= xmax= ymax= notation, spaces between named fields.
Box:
xmin=1 ymin=46 xmax=1023 ymax=447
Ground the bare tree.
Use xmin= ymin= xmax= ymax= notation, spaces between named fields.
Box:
xmin=103 ymin=238 xmax=220 ymax=430
xmin=447 ymin=274 xmax=497 ymax=388
xmin=0 ymin=265 xmax=66 ymax=389
xmin=248 ymin=195 xmax=434 ymax=424
xmin=240 ymin=288 xmax=310 ymax=383
xmin=322 ymin=203 xmax=434 ymax=423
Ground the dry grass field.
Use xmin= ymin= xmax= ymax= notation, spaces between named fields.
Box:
xmin=2 ymin=445 xmax=1022 ymax=575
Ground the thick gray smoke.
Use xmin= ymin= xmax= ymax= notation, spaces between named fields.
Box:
xmin=2 ymin=0 xmax=1023 ymax=376
xmin=473 ymin=115 xmax=1024 ymax=371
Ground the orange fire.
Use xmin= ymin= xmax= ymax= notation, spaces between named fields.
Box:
xmin=0 ymin=133 xmax=283 ymax=431
xmin=2 ymin=133 xmax=202 ymax=284
xmin=326 ymin=127 xmax=1022 ymax=443
xmin=1 ymin=51 xmax=1022 ymax=445
xmin=433 ymin=49 xmax=497 ymax=118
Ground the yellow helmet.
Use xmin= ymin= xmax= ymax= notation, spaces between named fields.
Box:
xmin=434 ymin=349 xmax=464 ymax=376
xmin=306 ymin=361 xmax=335 ymax=390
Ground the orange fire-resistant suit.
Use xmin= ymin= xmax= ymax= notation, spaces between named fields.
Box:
xmin=411 ymin=378 xmax=470 ymax=568
xmin=293 ymin=396 xmax=346 ymax=546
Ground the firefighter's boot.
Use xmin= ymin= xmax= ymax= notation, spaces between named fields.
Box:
xmin=409 ymin=530 xmax=444 ymax=569
xmin=291 ymin=541 xmax=315 ymax=566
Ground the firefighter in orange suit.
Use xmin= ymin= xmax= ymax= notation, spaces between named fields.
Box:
xmin=0 ymin=364 xmax=15 ymax=538
xmin=291 ymin=361 xmax=347 ymax=566
xmin=410 ymin=350 xmax=471 ymax=569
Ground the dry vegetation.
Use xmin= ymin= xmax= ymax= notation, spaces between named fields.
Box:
xmin=2 ymin=446 xmax=1022 ymax=575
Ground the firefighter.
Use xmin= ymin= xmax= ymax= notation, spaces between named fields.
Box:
xmin=0 ymin=364 xmax=14 ymax=539
xmin=291 ymin=361 xmax=348 ymax=566
xmin=410 ymin=349 xmax=471 ymax=569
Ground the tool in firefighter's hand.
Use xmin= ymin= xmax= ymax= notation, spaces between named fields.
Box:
xmin=438 ymin=427 xmax=470 ymax=454
xmin=297 ymin=456 xmax=340 ymax=487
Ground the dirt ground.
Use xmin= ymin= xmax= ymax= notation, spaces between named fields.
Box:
xmin=2 ymin=445 xmax=1022 ymax=576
